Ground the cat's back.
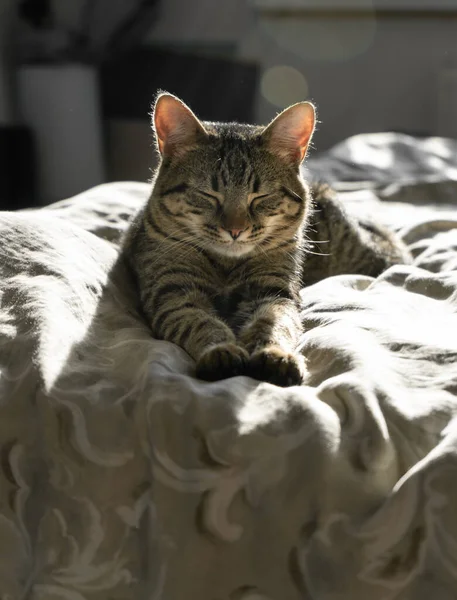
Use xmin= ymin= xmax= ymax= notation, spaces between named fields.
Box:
xmin=302 ymin=183 xmax=411 ymax=285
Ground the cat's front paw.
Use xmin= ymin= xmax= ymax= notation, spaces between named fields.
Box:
xmin=248 ymin=346 xmax=305 ymax=387
xmin=196 ymin=343 xmax=249 ymax=382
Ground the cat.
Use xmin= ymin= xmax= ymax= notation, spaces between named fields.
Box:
xmin=123 ymin=92 xmax=410 ymax=387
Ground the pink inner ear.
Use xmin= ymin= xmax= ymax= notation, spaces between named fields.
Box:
xmin=297 ymin=130 xmax=312 ymax=161
xmin=154 ymin=96 xmax=183 ymax=153
xmin=153 ymin=94 xmax=206 ymax=157
xmin=154 ymin=112 xmax=168 ymax=154
xmin=265 ymin=102 xmax=316 ymax=164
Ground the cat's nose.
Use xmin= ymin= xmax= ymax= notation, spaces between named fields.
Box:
xmin=221 ymin=220 xmax=248 ymax=240
xmin=226 ymin=228 xmax=245 ymax=240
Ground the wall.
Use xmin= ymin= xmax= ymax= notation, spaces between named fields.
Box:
xmin=146 ymin=0 xmax=253 ymax=45
xmin=15 ymin=0 xmax=457 ymax=186
xmin=146 ymin=0 xmax=457 ymax=150
xmin=22 ymin=0 xmax=457 ymax=154
xmin=238 ymin=13 xmax=457 ymax=149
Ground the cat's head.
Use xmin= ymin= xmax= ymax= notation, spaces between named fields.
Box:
xmin=149 ymin=92 xmax=316 ymax=257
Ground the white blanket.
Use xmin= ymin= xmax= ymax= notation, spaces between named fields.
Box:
xmin=2 ymin=133 xmax=457 ymax=599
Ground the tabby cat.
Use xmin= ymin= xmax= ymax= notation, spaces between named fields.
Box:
xmin=123 ymin=93 xmax=410 ymax=387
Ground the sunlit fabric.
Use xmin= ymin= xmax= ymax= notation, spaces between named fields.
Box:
xmin=1 ymin=134 xmax=457 ymax=598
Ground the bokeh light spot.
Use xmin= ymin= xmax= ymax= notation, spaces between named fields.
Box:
xmin=260 ymin=65 xmax=309 ymax=108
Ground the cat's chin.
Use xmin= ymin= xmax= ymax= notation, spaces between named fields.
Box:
xmin=211 ymin=243 xmax=255 ymax=258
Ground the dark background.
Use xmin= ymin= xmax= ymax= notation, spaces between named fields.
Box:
xmin=1 ymin=0 xmax=457 ymax=207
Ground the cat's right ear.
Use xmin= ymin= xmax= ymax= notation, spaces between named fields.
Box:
xmin=152 ymin=93 xmax=207 ymax=158
xmin=262 ymin=102 xmax=316 ymax=166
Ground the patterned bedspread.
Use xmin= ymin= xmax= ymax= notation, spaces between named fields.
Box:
xmin=1 ymin=133 xmax=457 ymax=599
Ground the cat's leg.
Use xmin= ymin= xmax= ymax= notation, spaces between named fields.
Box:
xmin=149 ymin=287 xmax=248 ymax=381
xmin=238 ymin=298 xmax=305 ymax=387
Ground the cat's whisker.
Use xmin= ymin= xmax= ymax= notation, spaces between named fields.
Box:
xmin=145 ymin=235 xmax=206 ymax=267
xmin=304 ymin=248 xmax=332 ymax=257
xmin=254 ymin=240 xmax=271 ymax=260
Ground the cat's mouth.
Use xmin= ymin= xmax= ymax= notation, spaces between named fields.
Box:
xmin=215 ymin=238 xmax=255 ymax=257
xmin=196 ymin=225 xmax=259 ymax=256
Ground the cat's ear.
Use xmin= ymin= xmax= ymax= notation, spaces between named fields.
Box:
xmin=262 ymin=102 xmax=316 ymax=165
xmin=152 ymin=92 xmax=207 ymax=158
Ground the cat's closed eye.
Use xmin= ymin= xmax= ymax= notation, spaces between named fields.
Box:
xmin=187 ymin=190 xmax=220 ymax=210
xmin=198 ymin=190 xmax=221 ymax=205
xmin=250 ymin=193 xmax=280 ymax=214
xmin=250 ymin=193 xmax=270 ymax=204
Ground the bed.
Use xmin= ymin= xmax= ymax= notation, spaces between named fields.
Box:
xmin=1 ymin=132 xmax=457 ymax=599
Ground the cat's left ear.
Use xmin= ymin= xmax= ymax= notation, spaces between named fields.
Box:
xmin=262 ymin=102 xmax=316 ymax=165
xmin=152 ymin=92 xmax=208 ymax=158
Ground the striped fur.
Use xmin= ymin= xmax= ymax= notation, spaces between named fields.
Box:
xmin=303 ymin=183 xmax=412 ymax=285
xmin=123 ymin=94 xmax=410 ymax=386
